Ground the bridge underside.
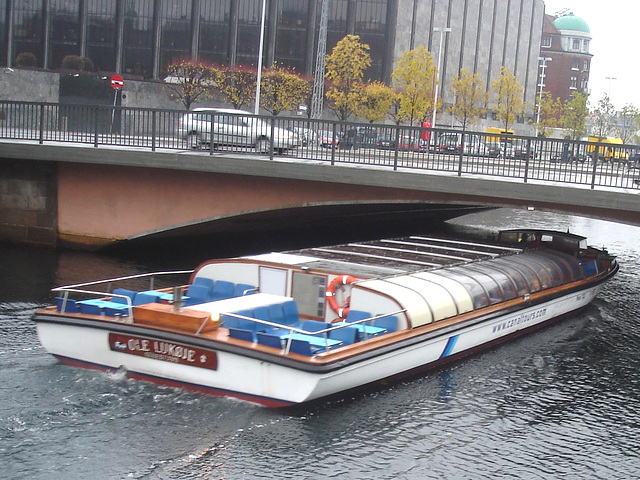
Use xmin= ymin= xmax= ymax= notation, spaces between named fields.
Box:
xmin=57 ymin=163 xmax=491 ymax=250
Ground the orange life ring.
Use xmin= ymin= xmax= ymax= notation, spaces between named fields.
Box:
xmin=326 ymin=274 xmax=358 ymax=319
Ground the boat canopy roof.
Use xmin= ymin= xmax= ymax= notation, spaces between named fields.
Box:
xmin=351 ymin=249 xmax=586 ymax=328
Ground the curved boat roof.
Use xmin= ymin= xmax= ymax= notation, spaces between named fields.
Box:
xmin=352 ymin=248 xmax=586 ymax=328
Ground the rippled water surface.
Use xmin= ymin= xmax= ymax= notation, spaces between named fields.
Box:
xmin=1 ymin=209 xmax=639 ymax=479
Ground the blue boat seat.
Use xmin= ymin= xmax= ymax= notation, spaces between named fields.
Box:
xmin=77 ymin=301 xmax=103 ymax=315
xmin=299 ymin=320 xmax=329 ymax=334
xmin=193 ymin=277 xmax=214 ymax=289
xmin=212 ymin=280 xmax=234 ymax=301
xmin=183 ymin=283 xmax=213 ymax=306
xmin=112 ymin=288 xmax=136 ymax=303
xmin=220 ymin=313 xmax=239 ymax=329
xmin=234 ymin=283 xmax=256 ymax=297
xmin=104 ymin=304 xmax=131 ymax=317
xmin=374 ymin=315 xmax=398 ymax=333
xmin=289 ymin=338 xmax=312 ymax=356
xmin=55 ymin=297 xmax=79 ymax=313
xmin=228 ymin=327 xmax=255 ymax=342
xmin=267 ymin=303 xmax=285 ymax=325
xmin=346 ymin=310 xmax=371 ymax=323
xmin=133 ymin=292 xmax=161 ymax=306
xmin=282 ymin=301 xmax=299 ymax=325
xmin=257 ymin=332 xmax=284 ymax=349
xmin=328 ymin=325 xmax=359 ymax=345
xmin=252 ymin=305 xmax=270 ymax=322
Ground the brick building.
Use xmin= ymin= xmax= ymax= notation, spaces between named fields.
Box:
xmin=540 ymin=12 xmax=592 ymax=104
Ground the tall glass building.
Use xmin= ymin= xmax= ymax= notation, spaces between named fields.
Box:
xmin=1 ymin=0 xmax=392 ymax=80
xmin=0 ymin=0 xmax=546 ymax=121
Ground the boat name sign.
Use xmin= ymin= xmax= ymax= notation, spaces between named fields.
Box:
xmin=109 ymin=333 xmax=218 ymax=370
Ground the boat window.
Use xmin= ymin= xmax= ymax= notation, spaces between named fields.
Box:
xmin=485 ymin=259 xmax=531 ymax=296
xmin=493 ymin=257 xmax=542 ymax=293
xmin=455 ymin=266 xmax=504 ymax=304
xmin=543 ymin=250 xmax=584 ymax=280
xmin=467 ymin=264 xmax=518 ymax=301
xmin=511 ymin=254 xmax=559 ymax=288
xmin=433 ymin=269 xmax=490 ymax=308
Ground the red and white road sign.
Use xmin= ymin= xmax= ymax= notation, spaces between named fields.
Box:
xmin=110 ymin=74 xmax=124 ymax=90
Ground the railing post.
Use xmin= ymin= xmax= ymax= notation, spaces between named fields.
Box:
xmin=269 ymin=118 xmax=275 ymax=160
xmin=590 ymin=150 xmax=599 ymax=189
xmin=93 ymin=106 xmax=99 ymax=147
xmin=39 ymin=103 xmax=45 ymax=145
xmin=331 ymin=122 xmax=337 ymax=165
xmin=523 ymin=138 xmax=531 ymax=183
xmin=151 ymin=110 xmax=157 ymax=152
xmin=457 ymin=135 xmax=464 ymax=176
xmin=393 ymin=126 xmax=400 ymax=171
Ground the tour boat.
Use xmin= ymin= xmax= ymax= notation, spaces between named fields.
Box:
xmin=32 ymin=229 xmax=618 ymax=407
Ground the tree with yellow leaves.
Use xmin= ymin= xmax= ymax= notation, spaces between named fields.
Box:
xmin=491 ymin=67 xmax=526 ymax=132
xmin=449 ymin=68 xmax=488 ymax=130
xmin=356 ymin=81 xmax=398 ymax=123
xmin=391 ymin=45 xmax=436 ymax=126
xmin=213 ymin=65 xmax=257 ymax=110
xmin=164 ymin=59 xmax=213 ymax=110
xmin=260 ymin=65 xmax=311 ymax=116
xmin=325 ymin=35 xmax=371 ymax=122
xmin=535 ymin=91 xmax=562 ymax=137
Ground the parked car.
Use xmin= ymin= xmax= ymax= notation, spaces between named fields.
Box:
xmin=317 ymin=129 xmax=340 ymax=148
xmin=484 ymin=141 xmax=503 ymax=158
xmin=510 ymin=139 xmax=536 ymax=159
xmin=177 ymin=108 xmax=300 ymax=153
xmin=627 ymin=152 xmax=640 ymax=170
xmin=338 ymin=126 xmax=378 ymax=149
xmin=375 ymin=134 xmax=396 ymax=149
xmin=397 ymin=136 xmax=421 ymax=151
xmin=437 ymin=133 xmax=489 ymax=156
xmin=287 ymin=127 xmax=319 ymax=147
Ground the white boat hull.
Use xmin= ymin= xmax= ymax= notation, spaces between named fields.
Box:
xmin=35 ymin=284 xmax=602 ymax=406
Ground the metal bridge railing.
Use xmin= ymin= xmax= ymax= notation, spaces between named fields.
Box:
xmin=1 ymin=100 xmax=638 ymax=191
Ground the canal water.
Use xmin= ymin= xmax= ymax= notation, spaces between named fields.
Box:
xmin=1 ymin=208 xmax=639 ymax=479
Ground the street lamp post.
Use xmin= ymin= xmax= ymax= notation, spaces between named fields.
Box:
xmin=535 ymin=57 xmax=552 ymax=133
xmin=254 ymin=0 xmax=267 ymax=115
xmin=431 ymin=27 xmax=451 ymax=129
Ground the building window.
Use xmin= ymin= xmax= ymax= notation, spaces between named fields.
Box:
xmin=86 ymin=0 xmax=118 ymax=72
xmin=572 ymin=38 xmax=581 ymax=50
xmin=159 ymin=0 xmax=192 ymax=72
xmin=353 ymin=0 xmax=388 ymax=81
xmin=275 ymin=0 xmax=309 ymax=72
xmin=570 ymin=76 xmax=577 ymax=89
xmin=236 ymin=0 xmax=267 ymax=66
xmin=583 ymin=39 xmax=590 ymax=52
xmin=123 ymin=1 xmax=155 ymax=78
xmin=581 ymin=77 xmax=588 ymax=92
xmin=541 ymin=36 xmax=551 ymax=48
xmin=199 ymin=1 xmax=231 ymax=65
xmin=49 ymin=0 xmax=81 ymax=69
xmin=572 ymin=59 xmax=579 ymax=70
xmin=12 ymin=0 xmax=45 ymax=67
xmin=583 ymin=60 xmax=589 ymax=71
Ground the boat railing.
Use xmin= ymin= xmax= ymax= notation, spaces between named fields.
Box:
xmin=52 ymin=270 xmax=193 ymax=319
xmin=218 ymin=309 xmax=406 ymax=354
xmin=52 ymin=270 xmax=194 ymax=293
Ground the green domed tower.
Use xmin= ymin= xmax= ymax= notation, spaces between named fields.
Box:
xmin=539 ymin=11 xmax=593 ymax=103
xmin=553 ymin=13 xmax=591 ymax=34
